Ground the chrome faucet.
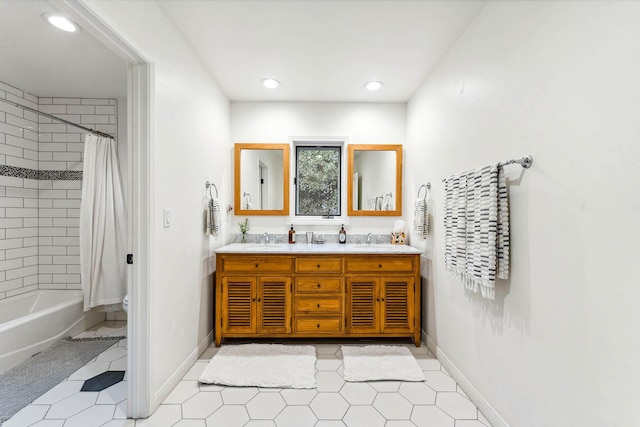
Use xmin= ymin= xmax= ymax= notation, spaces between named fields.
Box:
xmin=264 ymin=232 xmax=270 ymax=245
xmin=366 ymin=233 xmax=373 ymax=245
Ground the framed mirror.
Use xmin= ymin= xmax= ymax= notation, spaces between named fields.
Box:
xmin=347 ymin=144 xmax=402 ymax=216
xmin=234 ymin=143 xmax=290 ymax=215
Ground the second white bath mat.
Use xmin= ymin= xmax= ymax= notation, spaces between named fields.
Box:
xmin=341 ymin=345 xmax=425 ymax=382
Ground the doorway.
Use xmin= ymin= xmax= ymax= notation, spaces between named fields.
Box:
xmin=56 ymin=2 xmax=152 ymax=418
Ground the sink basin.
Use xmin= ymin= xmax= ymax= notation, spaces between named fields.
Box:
xmin=243 ymin=244 xmax=285 ymax=250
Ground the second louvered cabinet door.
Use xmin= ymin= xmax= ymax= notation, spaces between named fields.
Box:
xmin=380 ymin=277 xmax=415 ymax=333
xmin=258 ymin=277 xmax=291 ymax=334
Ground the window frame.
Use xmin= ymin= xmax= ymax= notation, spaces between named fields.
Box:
xmin=289 ymin=137 xmax=349 ymax=226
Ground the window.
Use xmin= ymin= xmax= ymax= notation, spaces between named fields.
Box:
xmin=295 ymin=145 xmax=342 ymax=216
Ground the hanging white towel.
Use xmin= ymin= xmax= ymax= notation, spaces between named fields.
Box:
xmin=80 ymin=134 xmax=127 ymax=312
xmin=444 ymin=164 xmax=510 ymax=299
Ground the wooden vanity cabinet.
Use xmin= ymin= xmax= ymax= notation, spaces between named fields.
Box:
xmin=215 ymin=252 xmax=420 ymax=346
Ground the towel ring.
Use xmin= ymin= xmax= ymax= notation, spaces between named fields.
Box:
xmin=205 ymin=181 xmax=219 ymax=198
xmin=417 ymin=183 xmax=431 ymax=200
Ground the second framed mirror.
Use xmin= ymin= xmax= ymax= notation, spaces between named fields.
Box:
xmin=347 ymin=144 xmax=402 ymax=216
xmin=234 ymin=143 xmax=290 ymax=215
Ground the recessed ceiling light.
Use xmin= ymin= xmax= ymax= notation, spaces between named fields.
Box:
xmin=364 ymin=81 xmax=384 ymax=91
xmin=42 ymin=13 xmax=80 ymax=33
xmin=261 ymin=78 xmax=281 ymax=89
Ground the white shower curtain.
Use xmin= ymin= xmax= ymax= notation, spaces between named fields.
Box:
xmin=80 ymin=133 xmax=127 ymax=312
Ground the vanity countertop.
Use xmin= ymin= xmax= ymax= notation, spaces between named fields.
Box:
xmin=215 ymin=243 xmax=422 ymax=255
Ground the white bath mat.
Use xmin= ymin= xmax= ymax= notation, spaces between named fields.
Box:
xmin=341 ymin=345 xmax=425 ymax=382
xmin=199 ymin=343 xmax=317 ymax=388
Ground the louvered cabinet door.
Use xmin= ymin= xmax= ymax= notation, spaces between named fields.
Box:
xmin=257 ymin=277 xmax=292 ymax=334
xmin=346 ymin=277 xmax=379 ymax=333
xmin=380 ymin=277 xmax=415 ymax=333
xmin=221 ymin=277 xmax=256 ymax=334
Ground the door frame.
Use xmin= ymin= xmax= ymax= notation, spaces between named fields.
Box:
xmin=57 ymin=1 xmax=152 ymax=418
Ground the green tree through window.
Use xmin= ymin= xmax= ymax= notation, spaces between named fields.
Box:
xmin=296 ymin=146 xmax=341 ymax=216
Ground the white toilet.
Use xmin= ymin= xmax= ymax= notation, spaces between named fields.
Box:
xmin=122 ymin=295 xmax=129 ymax=313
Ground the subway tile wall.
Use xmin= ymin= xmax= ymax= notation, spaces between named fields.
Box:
xmin=0 ymin=81 xmax=117 ymax=301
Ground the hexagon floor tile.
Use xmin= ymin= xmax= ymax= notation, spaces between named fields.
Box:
xmin=4 ymin=323 xmax=492 ymax=427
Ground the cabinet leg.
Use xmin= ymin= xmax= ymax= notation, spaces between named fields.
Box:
xmin=414 ymin=331 xmax=421 ymax=347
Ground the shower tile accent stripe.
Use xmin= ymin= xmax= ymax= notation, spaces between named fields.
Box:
xmin=0 ymin=165 xmax=82 ymax=180
xmin=1 ymin=80 xmax=117 ymax=301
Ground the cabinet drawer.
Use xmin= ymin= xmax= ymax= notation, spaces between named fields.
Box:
xmin=221 ymin=257 xmax=291 ymax=273
xmin=346 ymin=257 xmax=415 ymax=273
xmin=295 ymin=317 xmax=342 ymax=333
xmin=295 ymin=297 xmax=342 ymax=314
xmin=295 ymin=258 xmax=342 ymax=273
xmin=295 ymin=277 xmax=342 ymax=293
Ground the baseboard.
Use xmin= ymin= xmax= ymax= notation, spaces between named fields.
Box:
xmin=152 ymin=331 xmax=214 ymax=408
xmin=422 ymin=330 xmax=509 ymax=427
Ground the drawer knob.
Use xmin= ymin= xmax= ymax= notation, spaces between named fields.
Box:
xmin=379 ymin=264 xmax=382 ymax=268
xmin=317 ymin=283 xmax=321 ymax=288
xmin=255 ymin=264 xmax=259 ymax=268
xmin=317 ymin=264 xmax=321 ymax=268
xmin=317 ymin=304 xmax=320 ymax=308
xmin=317 ymin=324 xmax=320 ymax=328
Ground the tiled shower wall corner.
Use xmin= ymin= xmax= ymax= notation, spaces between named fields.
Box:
xmin=0 ymin=80 xmax=117 ymax=301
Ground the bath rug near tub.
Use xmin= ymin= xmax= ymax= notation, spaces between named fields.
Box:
xmin=199 ymin=343 xmax=317 ymax=388
xmin=341 ymin=345 xmax=425 ymax=382
xmin=0 ymin=336 xmax=124 ymax=424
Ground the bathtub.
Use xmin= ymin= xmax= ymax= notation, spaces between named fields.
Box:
xmin=0 ymin=290 xmax=104 ymax=374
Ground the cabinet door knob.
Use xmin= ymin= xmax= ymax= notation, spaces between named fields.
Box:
xmin=255 ymin=264 xmax=259 ymax=268
xmin=379 ymin=264 xmax=382 ymax=268
xmin=317 ymin=324 xmax=320 ymax=328
xmin=317 ymin=264 xmax=321 ymax=268
xmin=317 ymin=283 xmax=321 ymax=288
xmin=317 ymin=304 xmax=320 ymax=308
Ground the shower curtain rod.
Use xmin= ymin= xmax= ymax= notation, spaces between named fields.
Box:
xmin=0 ymin=97 xmax=113 ymax=139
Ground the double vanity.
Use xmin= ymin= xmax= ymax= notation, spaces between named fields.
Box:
xmin=214 ymin=243 xmax=422 ymax=347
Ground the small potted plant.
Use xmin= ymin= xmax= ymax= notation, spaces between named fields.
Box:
xmin=239 ymin=218 xmax=249 ymax=243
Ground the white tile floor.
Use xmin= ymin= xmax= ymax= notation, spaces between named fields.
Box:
xmin=5 ymin=325 xmax=492 ymax=427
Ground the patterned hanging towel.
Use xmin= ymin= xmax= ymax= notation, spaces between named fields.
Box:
xmin=209 ymin=198 xmax=222 ymax=239
xmin=413 ymin=198 xmax=428 ymax=239
xmin=444 ymin=164 xmax=509 ymax=299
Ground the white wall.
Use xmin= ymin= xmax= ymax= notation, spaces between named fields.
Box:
xmin=0 ymin=82 xmax=119 ymax=303
xmin=84 ymin=0 xmax=231 ymax=412
xmin=230 ymin=102 xmax=406 ymax=235
xmin=406 ymin=2 xmax=640 ymax=426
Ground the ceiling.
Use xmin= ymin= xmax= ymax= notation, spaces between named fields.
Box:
xmin=0 ymin=0 xmax=127 ymax=99
xmin=0 ymin=0 xmax=486 ymax=102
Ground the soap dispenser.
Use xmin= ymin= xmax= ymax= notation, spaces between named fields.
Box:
xmin=338 ymin=224 xmax=347 ymax=244
xmin=288 ymin=224 xmax=296 ymax=244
